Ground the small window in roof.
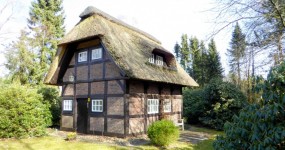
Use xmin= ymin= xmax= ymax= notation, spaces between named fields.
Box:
xmin=149 ymin=54 xmax=155 ymax=64
xmin=156 ymin=55 xmax=163 ymax=66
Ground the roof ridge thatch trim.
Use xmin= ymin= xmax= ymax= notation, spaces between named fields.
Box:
xmin=77 ymin=6 xmax=161 ymax=44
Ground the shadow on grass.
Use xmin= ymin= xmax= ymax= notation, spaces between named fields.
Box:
xmin=17 ymin=139 xmax=34 ymax=150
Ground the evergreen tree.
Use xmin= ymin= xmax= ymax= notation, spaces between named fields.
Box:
xmin=174 ymin=42 xmax=180 ymax=59
xmin=208 ymin=39 xmax=223 ymax=79
xmin=180 ymin=34 xmax=190 ymax=70
xmin=228 ymin=23 xmax=246 ymax=87
xmin=190 ymin=37 xmax=200 ymax=80
xmin=4 ymin=30 xmax=38 ymax=85
xmin=174 ymin=42 xmax=181 ymax=62
xmin=199 ymin=41 xmax=209 ymax=86
xmin=28 ymin=0 xmax=65 ymax=84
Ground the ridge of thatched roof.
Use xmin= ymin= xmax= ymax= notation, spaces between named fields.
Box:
xmin=45 ymin=6 xmax=198 ymax=87
xmin=60 ymin=6 xmax=160 ymax=45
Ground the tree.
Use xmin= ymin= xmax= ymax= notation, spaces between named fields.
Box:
xmin=199 ymin=41 xmax=209 ymax=86
xmin=213 ymin=61 xmax=285 ymax=149
xmin=227 ymin=23 xmax=246 ymax=87
xmin=189 ymin=37 xmax=201 ymax=83
xmin=208 ymin=39 xmax=223 ymax=79
xmin=4 ymin=30 xmax=39 ymax=85
xmin=174 ymin=42 xmax=180 ymax=60
xmin=0 ymin=0 xmax=15 ymax=41
xmin=213 ymin=0 xmax=285 ymax=75
xmin=183 ymin=78 xmax=247 ymax=130
xmin=180 ymin=34 xmax=190 ymax=70
xmin=175 ymin=36 xmax=224 ymax=87
xmin=28 ymin=0 xmax=65 ymax=84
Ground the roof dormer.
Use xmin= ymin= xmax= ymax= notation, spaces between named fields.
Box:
xmin=148 ymin=48 xmax=177 ymax=70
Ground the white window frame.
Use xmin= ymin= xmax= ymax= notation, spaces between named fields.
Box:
xmin=92 ymin=99 xmax=103 ymax=112
xmin=163 ymin=99 xmax=171 ymax=112
xmin=149 ymin=54 xmax=155 ymax=64
xmin=63 ymin=100 xmax=72 ymax=111
xmin=147 ymin=99 xmax=159 ymax=114
xmin=78 ymin=51 xmax=88 ymax=62
xmin=156 ymin=55 xmax=163 ymax=66
xmin=91 ymin=48 xmax=102 ymax=60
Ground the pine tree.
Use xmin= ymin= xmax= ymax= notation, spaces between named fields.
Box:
xmin=228 ymin=23 xmax=246 ymax=87
xmin=189 ymin=37 xmax=200 ymax=80
xmin=208 ymin=39 xmax=223 ymax=79
xmin=174 ymin=42 xmax=181 ymax=61
xmin=28 ymin=0 xmax=65 ymax=84
xmin=199 ymin=41 xmax=208 ymax=86
xmin=180 ymin=34 xmax=190 ymax=70
xmin=5 ymin=30 xmax=37 ymax=85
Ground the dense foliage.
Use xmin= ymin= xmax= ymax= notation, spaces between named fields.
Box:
xmin=184 ymin=78 xmax=247 ymax=130
xmin=174 ymin=35 xmax=223 ymax=86
xmin=38 ymin=86 xmax=61 ymax=126
xmin=213 ymin=62 xmax=285 ymax=149
xmin=147 ymin=120 xmax=179 ymax=146
xmin=0 ymin=84 xmax=51 ymax=138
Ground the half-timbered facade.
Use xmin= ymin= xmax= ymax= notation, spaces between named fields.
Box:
xmin=45 ymin=6 xmax=198 ymax=137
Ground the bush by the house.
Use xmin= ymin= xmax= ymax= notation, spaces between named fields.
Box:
xmin=183 ymin=78 xmax=247 ymax=130
xmin=38 ymin=86 xmax=61 ymax=126
xmin=0 ymin=84 xmax=52 ymax=138
xmin=183 ymin=88 xmax=207 ymax=124
xmin=147 ymin=120 xmax=179 ymax=146
xmin=213 ymin=62 xmax=285 ymax=150
xmin=66 ymin=132 xmax=77 ymax=141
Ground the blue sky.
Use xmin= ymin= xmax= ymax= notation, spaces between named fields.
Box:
xmin=0 ymin=0 xmax=233 ymax=76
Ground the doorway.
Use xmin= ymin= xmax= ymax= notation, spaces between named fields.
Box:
xmin=77 ymin=98 xmax=88 ymax=133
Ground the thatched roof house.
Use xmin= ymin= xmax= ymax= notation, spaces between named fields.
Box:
xmin=45 ymin=6 xmax=198 ymax=137
xmin=45 ymin=6 xmax=198 ymax=87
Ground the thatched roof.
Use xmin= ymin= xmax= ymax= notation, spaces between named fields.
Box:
xmin=45 ymin=6 xmax=198 ymax=87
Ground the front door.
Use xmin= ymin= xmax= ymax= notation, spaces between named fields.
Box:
xmin=77 ymin=98 xmax=88 ymax=133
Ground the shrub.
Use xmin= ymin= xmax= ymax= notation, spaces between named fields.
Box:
xmin=38 ymin=86 xmax=61 ymax=126
xmin=183 ymin=78 xmax=247 ymax=130
xmin=183 ymin=88 xmax=207 ymax=124
xmin=0 ymin=84 xmax=52 ymax=138
xmin=147 ymin=120 xmax=179 ymax=146
xmin=66 ymin=132 xmax=77 ymax=141
xmin=213 ymin=62 xmax=285 ymax=149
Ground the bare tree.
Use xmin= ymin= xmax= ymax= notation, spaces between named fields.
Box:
xmin=0 ymin=0 xmax=15 ymax=41
xmin=211 ymin=0 xmax=285 ymax=102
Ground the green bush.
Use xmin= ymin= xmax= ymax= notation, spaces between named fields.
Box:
xmin=147 ymin=120 xmax=179 ymax=146
xmin=183 ymin=88 xmax=207 ymax=124
xmin=66 ymin=132 xmax=77 ymax=141
xmin=183 ymin=78 xmax=247 ymax=130
xmin=38 ymin=86 xmax=61 ymax=126
xmin=213 ymin=62 xmax=285 ymax=149
xmin=0 ymin=84 xmax=52 ymax=138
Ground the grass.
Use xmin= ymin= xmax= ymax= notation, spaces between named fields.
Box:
xmin=0 ymin=126 xmax=223 ymax=150
xmin=0 ymin=136 xmax=127 ymax=150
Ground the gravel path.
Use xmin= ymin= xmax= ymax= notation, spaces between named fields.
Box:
xmin=48 ymin=125 xmax=209 ymax=146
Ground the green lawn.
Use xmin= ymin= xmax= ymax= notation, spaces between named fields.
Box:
xmin=0 ymin=126 xmax=223 ymax=150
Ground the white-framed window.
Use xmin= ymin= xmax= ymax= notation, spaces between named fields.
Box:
xmin=92 ymin=48 xmax=102 ymax=60
xmin=92 ymin=99 xmax=103 ymax=112
xmin=149 ymin=54 xmax=155 ymax=64
xmin=63 ymin=100 xmax=72 ymax=111
xmin=163 ymin=99 xmax=171 ymax=112
xmin=78 ymin=51 xmax=88 ymax=62
xmin=147 ymin=99 xmax=159 ymax=114
xmin=156 ymin=55 xmax=163 ymax=66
